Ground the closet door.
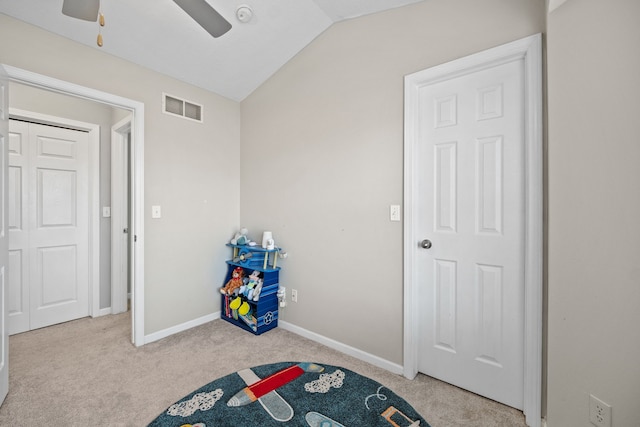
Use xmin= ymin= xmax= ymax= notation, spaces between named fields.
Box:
xmin=7 ymin=120 xmax=28 ymax=334
xmin=8 ymin=120 xmax=89 ymax=334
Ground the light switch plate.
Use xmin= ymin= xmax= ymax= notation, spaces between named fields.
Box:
xmin=390 ymin=204 xmax=401 ymax=221
xmin=152 ymin=205 xmax=162 ymax=219
xmin=102 ymin=206 xmax=111 ymax=218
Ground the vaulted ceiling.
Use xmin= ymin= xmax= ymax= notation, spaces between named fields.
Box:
xmin=0 ymin=0 xmax=424 ymax=101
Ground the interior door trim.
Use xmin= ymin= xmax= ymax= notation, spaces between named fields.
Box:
xmin=3 ymin=65 xmax=146 ymax=347
xmin=110 ymin=116 xmax=131 ymax=317
xmin=402 ymin=34 xmax=543 ymax=427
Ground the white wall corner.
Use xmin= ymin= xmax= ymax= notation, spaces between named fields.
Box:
xmin=548 ymin=0 xmax=569 ymax=13
xmin=279 ymin=321 xmax=404 ymax=375
xmin=144 ymin=312 xmax=220 ymax=344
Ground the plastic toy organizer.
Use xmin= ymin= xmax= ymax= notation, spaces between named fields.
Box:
xmin=220 ymin=244 xmax=280 ymax=335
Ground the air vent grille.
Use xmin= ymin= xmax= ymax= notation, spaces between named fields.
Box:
xmin=163 ymin=93 xmax=203 ymax=122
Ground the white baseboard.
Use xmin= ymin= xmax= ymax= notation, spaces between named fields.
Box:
xmin=279 ymin=320 xmax=404 ymax=375
xmin=93 ymin=307 xmax=112 ymax=317
xmin=140 ymin=313 xmax=402 ymax=376
xmin=144 ymin=311 xmax=221 ymax=344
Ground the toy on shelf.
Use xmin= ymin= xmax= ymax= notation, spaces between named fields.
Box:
xmin=220 ymin=266 xmax=244 ymax=295
xmin=239 ymin=270 xmax=263 ymax=301
xmin=228 ymin=245 xmax=286 ymax=270
xmin=230 ymin=228 xmax=251 ymax=246
xmin=229 ymin=296 xmax=241 ymax=320
xmin=233 ymin=250 xmax=253 ymax=264
xmin=262 ymin=231 xmax=276 ymax=250
xmin=251 ymin=277 xmax=263 ymax=302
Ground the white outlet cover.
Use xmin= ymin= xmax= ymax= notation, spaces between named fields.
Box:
xmin=152 ymin=205 xmax=162 ymax=218
xmin=589 ymin=394 xmax=612 ymax=427
xmin=390 ymin=204 xmax=401 ymax=221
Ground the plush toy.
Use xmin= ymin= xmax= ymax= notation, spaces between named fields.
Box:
xmin=244 ymin=271 xmax=262 ymax=300
xmin=230 ymin=228 xmax=250 ymax=245
xmin=220 ymin=267 xmax=244 ymax=295
xmin=251 ymin=277 xmax=263 ymax=302
xmin=238 ymin=270 xmax=258 ymax=299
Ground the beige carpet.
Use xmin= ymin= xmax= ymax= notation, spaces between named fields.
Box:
xmin=0 ymin=313 xmax=527 ymax=426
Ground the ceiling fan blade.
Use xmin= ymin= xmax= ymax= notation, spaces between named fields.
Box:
xmin=173 ymin=0 xmax=232 ymax=38
xmin=62 ymin=0 xmax=100 ymax=22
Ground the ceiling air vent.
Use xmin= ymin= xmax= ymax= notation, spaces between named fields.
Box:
xmin=162 ymin=93 xmax=203 ymax=122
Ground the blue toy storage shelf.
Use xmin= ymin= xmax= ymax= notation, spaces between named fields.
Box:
xmin=220 ymin=244 xmax=280 ymax=335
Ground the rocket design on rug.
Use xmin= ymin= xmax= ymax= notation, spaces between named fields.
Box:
xmin=227 ymin=362 xmax=325 ymax=422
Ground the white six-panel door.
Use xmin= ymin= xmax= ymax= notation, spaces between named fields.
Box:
xmin=8 ymin=120 xmax=89 ymax=334
xmin=416 ymin=59 xmax=525 ymax=409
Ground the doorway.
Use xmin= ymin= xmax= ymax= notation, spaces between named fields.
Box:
xmin=403 ymin=34 xmax=543 ymax=426
xmin=3 ymin=65 xmax=145 ymax=346
xmin=111 ymin=116 xmax=131 ymax=318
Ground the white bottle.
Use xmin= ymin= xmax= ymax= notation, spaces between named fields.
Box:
xmin=262 ymin=231 xmax=273 ymax=249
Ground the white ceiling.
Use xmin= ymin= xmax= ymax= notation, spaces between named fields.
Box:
xmin=0 ymin=0 xmax=424 ymax=101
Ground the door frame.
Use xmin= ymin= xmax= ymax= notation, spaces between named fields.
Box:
xmin=0 ymin=63 xmax=10 ymax=406
xmin=8 ymin=110 xmax=100 ymax=330
xmin=402 ymin=34 xmax=543 ymax=426
xmin=3 ymin=65 xmax=146 ymax=347
xmin=110 ymin=116 xmax=130 ymax=317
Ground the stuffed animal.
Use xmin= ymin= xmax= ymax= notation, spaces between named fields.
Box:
xmin=251 ymin=277 xmax=263 ymax=302
xmin=230 ymin=228 xmax=250 ymax=245
xmin=220 ymin=267 xmax=244 ymax=295
xmin=239 ymin=270 xmax=259 ymax=299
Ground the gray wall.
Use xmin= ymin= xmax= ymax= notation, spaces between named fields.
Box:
xmin=0 ymin=13 xmax=242 ymax=334
xmin=240 ymin=0 xmax=545 ymax=366
xmin=9 ymin=82 xmax=125 ymax=310
xmin=546 ymin=0 xmax=640 ymax=425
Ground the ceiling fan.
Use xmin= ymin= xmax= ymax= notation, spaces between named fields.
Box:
xmin=61 ymin=0 xmax=232 ymax=38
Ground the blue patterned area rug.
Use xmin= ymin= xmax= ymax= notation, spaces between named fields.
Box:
xmin=149 ymin=361 xmax=429 ymax=427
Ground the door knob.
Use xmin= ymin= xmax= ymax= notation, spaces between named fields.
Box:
xmin=420 ymin=239 xmax=432 ymax=249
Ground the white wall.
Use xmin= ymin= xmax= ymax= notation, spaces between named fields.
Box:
xmin=0 ymin=14 xmax=242 ymax=335
xmin=546 ymin=0 xmax=640 ymax=425
xmin=240 ymin=0 xmax=545 ymax=365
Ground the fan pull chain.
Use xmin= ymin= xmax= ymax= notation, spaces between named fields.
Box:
xmin=97 ymin=11 xmax=105 ymax=47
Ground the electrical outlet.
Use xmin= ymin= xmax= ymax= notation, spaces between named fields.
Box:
xmin=589 ymin=394 xmax=612 ymax=427
xmin=291 ymin=289 xmax=298 ymax=303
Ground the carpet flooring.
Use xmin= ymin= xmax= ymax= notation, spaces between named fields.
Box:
xmin=0 ymin=313 xmax=527 ymax=426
